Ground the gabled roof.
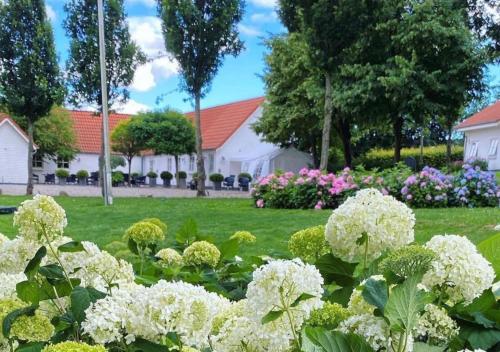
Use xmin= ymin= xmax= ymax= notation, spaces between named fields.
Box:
xmin=68 ymin=110 xmax=131 ymax=154
xmin=456 ymin=100 xmax=500 ymax=131
xmin=186 ymin=96 xmax=265 ymax=149
xmin=0 ymin=113 xmax=33 ymax=145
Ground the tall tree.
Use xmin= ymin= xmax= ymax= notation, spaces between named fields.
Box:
xmin=0 ymin=0 xmax=64 ymax=195
xmin=111 ymin=119 xmax=145 ymax=185
xmin=64 ymin=0 xmax=145 ymax=192
xmin=130 ymin=110 xmax=195 ymax=186
xmin=158 ymin=0 xmax=244 ymax=196
xmin=254 ymin=34 xmax=324 ymax=167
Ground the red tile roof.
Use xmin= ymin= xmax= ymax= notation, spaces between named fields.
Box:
xmin=186 ymin=96 xmax=265 ymax=149
xmin=68 ymin=110 xmax=131 ymax=154
xmin=456 ymin=100 xmax=500 ymax=130
xmin=0 ymin=113 xmax=32 ymax=143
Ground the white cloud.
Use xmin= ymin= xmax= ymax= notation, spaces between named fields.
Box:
xmin=46 ymin=4 xmax=56 ymax=21
xmin=251 ymin=12 xmax=278 ymax=23
xmin=249 ymin=0 xmax=277 ymax=8
xmin=238 ymin=24 xmax=263 ymax=37
xmin=127 ymin=16 xmax=179 ymax=92
xmin=126 ymin=0 xmax=156 ymax=7
xmin=114 ymin=99 xmax=150 ymax=114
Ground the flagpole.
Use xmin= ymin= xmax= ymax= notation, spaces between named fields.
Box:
xmin=97 ymin=0 xmax=113 ymax=206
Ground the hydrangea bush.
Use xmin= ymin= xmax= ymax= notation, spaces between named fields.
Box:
xmin=401 ymin=166 xmax=454 ymax=207
xmin=453 ymin=163 xmax=500 ymax=207
xmin=0 ymin=193 xmax=498 ymax=352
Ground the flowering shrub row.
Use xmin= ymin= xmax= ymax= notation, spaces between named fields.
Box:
xmin=0 ymin=193 xmax=498 ymax=352
xmin=252 ymin=163 xmax=499 ymax=209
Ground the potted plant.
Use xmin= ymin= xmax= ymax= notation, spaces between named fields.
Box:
xmin=209 ymin=173 xmax=224 ymax=190
xmin=76 ymin=170 xmax=89 ymax=185
xmin=112 ymin=171 xmax=124 ymax=186
xmin=55 ymin=169 xmax=69 ymax=185
xmin=160 ymin=171 xmax=173 ymax=187
xmin=147 ymin=171 xmax=158 ymax=187
xmin=238 ymin=172 xmax=253 ymax=191
xmin=177 ymin=171 xmax=187 ymax=189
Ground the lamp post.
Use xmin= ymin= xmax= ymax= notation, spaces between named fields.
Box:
xmin=97 ymin=0 xmax=113 ymax=205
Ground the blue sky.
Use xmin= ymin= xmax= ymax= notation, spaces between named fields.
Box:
xmin=46 ymin=0 xmax=499 ymax=114
xmin=46 ymin=0 xmax=284 ymax=114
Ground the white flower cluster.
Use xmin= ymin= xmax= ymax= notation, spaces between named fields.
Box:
xmin=338 ymin=314 xmax=390 ymax=351
xmin=422 ymin=235 xmax=495 ymax=305
xmin=415 ymin=304 xmax=459 ymax=346
xmin=83 ymin=281 xmax=229 ymax=349
xmin=325 ymin=189 xmax=415 ymax=263
xmin=0 ymin=273 xmax=27 ymax=299
xmin=13 ymin=195 xmax=67 ymax=242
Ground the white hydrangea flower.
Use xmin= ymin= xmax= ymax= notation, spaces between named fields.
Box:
xmin=458 ymin=349 xmax=486 ymax=352
xmin=0 ymin=233 xmax=9 ymax=246
xmin=414 ymin=304 xmax=459 ymax=346
xmin=338 ymin=314 xmax=390 ymax=351
xmin=422 ymin=235 xmax=495 ymax=305
xmin=0 ymin=273 xmax=26 ymax=299
xmin=0 ymin=237 xmax=41 ymax=274
xmin=246 ymin=259 xmax=323 ymax=342
xmin=13 ymin=195 xmax=67 ymax=242
xmin=494 ymin=224 xmax=500 ymax=231
xmin=325 ymin=189 xmax=415 ymax=263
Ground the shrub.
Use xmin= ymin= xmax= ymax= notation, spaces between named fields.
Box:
xmin=209 ymin=173 xmax=224 ymax=182
xmin=131 ymin=172 xmax=140 ymax=178
xmin=76 ymin=170 xmax=89 ymax=179
xmin=177 ymin=171 xmax=187 ymax=179
xmin=465 ymin=157 xmax=489 ymax=171
xmin=112 ymin=171 xmax=124 ymax=184
xmin=453 ymin=163 xmax=499 ymax=207
xmin=147 ymin=171 xmax=158 ymax=178
xmin=55 ymin=169 xmax=69 ymax=178
xmin=238 ymin=172 xmax=252 ymax=181
xmin=401 ymin=166 xmax=454 ymax=207
xmin=358 ymin=145 xmax=463 ymax=170
xmin=160 ymin=171 xmax=173 ymax=180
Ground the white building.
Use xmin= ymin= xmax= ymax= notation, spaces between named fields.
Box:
xmin=0 ymin=97 xmax=312 ymax=185
xmin=456 ymin=100 xmax=500 ymax=171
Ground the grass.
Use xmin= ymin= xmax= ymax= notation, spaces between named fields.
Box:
xmin=0 ymin=196 xmax=498 ymax=257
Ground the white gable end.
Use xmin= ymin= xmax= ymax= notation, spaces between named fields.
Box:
xmin=0 ymin=119 xmax=30 ymax=184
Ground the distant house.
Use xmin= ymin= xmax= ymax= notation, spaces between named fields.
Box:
xmin=0 ymin=114 xmax=36 ymax=184
xmin=0 ymin=97 xmax=312 ymax=185
xmin=456 ymin=100 xmax=500 ymax=171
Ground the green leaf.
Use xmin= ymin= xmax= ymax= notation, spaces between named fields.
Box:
xmin=291 ymin=293 xmax=316 ymax=307
xmin=412 ymin=342 xmax=444 ymax=352
xmin=459 ymin=321 xmax=500 ymax=350
xmin=301 ymin=326 xmax=374 ymax=352
xmin=16 ymin=281 xmax=46 ymax=304
xmin=15 ymin=342 xmax=46 ymax=352
xmin=128 ymin=238 xmax=139 ymax=255
xmin=128 ymin=338 xmax=168 ymax=352
xmin=355 ymin=232 xmax=368 ymax=246
xmin=477 ymin=233 xmax=500 ymax=280
xmin=384 ymin=275 xmax=426 ymax=332
xmin=38 ymin=264 xmax=65 ymax=280
xmin=219 ymin=238 xmax=240 ymax=261
xmin=70 ymin=286 xmax=91 ymax=323
xmin=58 ymin=241 xmax=85 ymax=253
xmin=24 ymin=246 xmax=47 ymax=280
xmin=315 ymin=254 xmax=357 ymax=287
xmin=362 ymin=278 xmax=388 ymax=311
xmin=261 ymin=310 xmax=284 ymax=324
xmin=2 ymin=306 xmax=37 ymax=338
xmin=86 ymin=287 xmax=107 ymax=302
xmin=175 ymin=218 xmax=198 ymax=245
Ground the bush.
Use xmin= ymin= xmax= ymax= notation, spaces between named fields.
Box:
xmin=401 ymin=166 xmax=454 ymax=207
xmin=76 ymin=170 xmax=89 ymax=179
xmin=358 ymin=145 xmax=463 ymax=170
xmin=160 ymin=171 xmax=173 ymax=180
xmin=147 ymin=171 xmax=157 ymax=178
xmin=238 ymin=172 xmax=252 ymax=181
xmin=453 ymin=163 xmax=499 ymax=207
xmin=465 ymin=157 xmax=489 ymax=171
xmin=177 ymin=171 xmax=187 ymax=179
xmin=55 ymin=169 xmax=69 ymax=178
xmin=131 ymin=172 xmax=140 ymax=178
xmin=209 ymin=173 xmax=224 ymax=182
xmin=112 ymin=171 xmax=124 ymax=184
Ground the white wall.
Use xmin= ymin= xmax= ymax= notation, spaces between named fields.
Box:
xmin=464 ymin=125 xmax=500 ymax=170
xmin=0 ymin=121 xmax=29 ymax=184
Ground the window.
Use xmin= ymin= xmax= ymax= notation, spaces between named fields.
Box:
xmin=167 ymin=157 xmax=173 ymax=172
xmin=488 ymin=139 xmax=498 ymax=157
xmin=468 ymin=142 xmax=478 ymax=159
xmin=32 ymin=154 xmax=43 ymax=168
xmin=149 ymin=159 xmax=154 ymax=172
xmin=57 ymin=157 xmax=70 ymax=169
xmin=189 ymin=155 xmax=195 ymax=171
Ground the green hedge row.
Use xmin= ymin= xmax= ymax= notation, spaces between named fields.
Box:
xmin=357 ymin=145 xmax=464 ymax=170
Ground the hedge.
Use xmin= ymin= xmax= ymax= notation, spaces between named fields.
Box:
xmin=357 ymin=145 xmax=463 ymax=170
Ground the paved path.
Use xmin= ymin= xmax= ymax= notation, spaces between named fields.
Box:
xmin=0 ymin=184 xmax=251 ymax=198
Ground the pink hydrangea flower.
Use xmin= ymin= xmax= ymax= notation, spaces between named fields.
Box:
xmin=256 ymin=199 xmax=265 ymax=208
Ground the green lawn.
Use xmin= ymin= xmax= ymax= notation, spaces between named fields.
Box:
xmin=0 ymin=196 xmax=498 ymax=257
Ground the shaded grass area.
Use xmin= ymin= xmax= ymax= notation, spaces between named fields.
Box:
xmin=0 ymin=196 xmax=498 ymax=257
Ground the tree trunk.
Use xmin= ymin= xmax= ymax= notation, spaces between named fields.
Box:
xmin=336 ymin=118 xmax=352 ymax=167
xmin=194 ymin=94 xmax=206 ymax=196
xmin=311 ymin=143 xmax=319 ymax=169
xmin=26 ymin=121 xmax=34 ymax=195
xmin=446 ymin=122 xmax=453 ymax=167
xmin=320 ymin=72 xmax=333 ymax=171
xmin=127 ymin=156 xmax=132 ymax=186
xmin=174 ymin=155 xmax=180 ymax=188
xmin=419 ymin=127 xmax=424 ymax=166
xmin=99 ymin=124 xmax=105 ymax=196
xmin=393 ymin=116 xmax=404 ymax=162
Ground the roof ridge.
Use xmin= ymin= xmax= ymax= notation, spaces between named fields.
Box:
xmin=185 ymin=96 xmax=264 ymax=114
xmin=70 ymin=109 xmax=132 ymax=117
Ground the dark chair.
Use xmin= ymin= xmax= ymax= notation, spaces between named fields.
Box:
xmin=44 ymin=174 xmax=55 ymax=184
xmin=223 ymin=175 xmax=235 ymax=189
xmin=32 ymin=174 xmax=39 ymax=184
xmin=123 ymin=174 xmax=130 ymax=184
xmin=89 ymin=172 xmax=99 ymax=186
xmin=404 ymin=156 xmax=417 ymax=171
xmin=67 ymin=174 xmax=77 ymax=184
xmin=238 ymin=177 xmax=250 ymax=191
xmin=135 ymin=176 xmax=146 ymax=186
xmin=188 ymin=179 xmax=197 ymax=190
